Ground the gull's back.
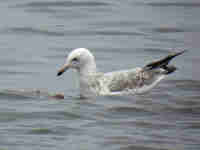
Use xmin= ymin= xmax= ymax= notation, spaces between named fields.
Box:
xmin=83 ymin=67 xmax=164 ymax=97
xmin=97 ymin=67 xmax=165 ymax=95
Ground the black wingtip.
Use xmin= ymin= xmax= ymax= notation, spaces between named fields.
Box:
xmin=172 ymin=49 xmax=187 ymax=57
xmin=144 ymin=49 xmax=187 ymax=71
xmin=163 ymin=65 xmax=177 ymax=74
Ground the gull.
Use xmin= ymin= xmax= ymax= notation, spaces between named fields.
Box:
xmin=57 ymin=48 xmax=185 ymax=98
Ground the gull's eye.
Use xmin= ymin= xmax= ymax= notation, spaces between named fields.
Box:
xmin=72 ymin=57 xmax=78 ymax=62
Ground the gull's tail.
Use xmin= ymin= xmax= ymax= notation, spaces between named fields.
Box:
xmin=143 ymin=50 xmax=186 ymax=74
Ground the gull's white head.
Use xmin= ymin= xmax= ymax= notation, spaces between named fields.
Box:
xmin=57 ymin=48 xmax=96 ymax=76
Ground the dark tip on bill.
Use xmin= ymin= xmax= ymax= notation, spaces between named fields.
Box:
xmin=57 ymin=71 xmax=63 ymax=76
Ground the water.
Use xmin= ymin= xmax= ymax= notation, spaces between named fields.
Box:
xmin=0 ymin=0 xmax=200 ymax=149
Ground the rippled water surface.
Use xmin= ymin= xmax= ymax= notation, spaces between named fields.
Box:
xmin=0 ymin=0 xmax=200 ymax=149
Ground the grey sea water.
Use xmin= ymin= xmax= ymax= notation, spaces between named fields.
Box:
xmin=0 ymin=0 xmax=200 ymax=149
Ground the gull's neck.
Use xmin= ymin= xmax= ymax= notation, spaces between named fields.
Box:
xmin=78 ymin=61 xmax=97 ymax=97
xmin=79 ymin=59 xmax=97 ymax=76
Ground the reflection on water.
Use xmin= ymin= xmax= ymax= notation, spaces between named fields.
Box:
xmin=146 ymin=2 xmax=200 ymax=7
xmin=0 ymin=0 xmax=200 ymax=150
xmin=18 ymin=1 xmax=109 ymax=8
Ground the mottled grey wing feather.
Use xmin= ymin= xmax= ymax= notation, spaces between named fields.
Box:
xmin=103 ymin=68 xmax=162 ymax=93
xmin=106 ymin=70 xmax=140 ymax=92
xmin=104 ymin=50 xmax=186 ymax=93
